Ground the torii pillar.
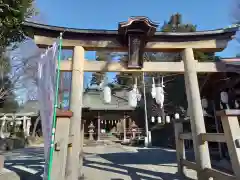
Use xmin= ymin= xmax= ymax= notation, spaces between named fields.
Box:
xmin=66 ymin=46 xmax=85 ymax=180
xmin=182 ymin=48 xmax=211 ymax=180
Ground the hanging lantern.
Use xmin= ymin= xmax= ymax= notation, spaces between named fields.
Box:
xmin=174 ymin=113 xmax=180 ymax=119
xmin=155 ymin=86 xmax=164 ymax=107
xmin=151 ymin=84 xmax=156 ymax=99
xmin=187 ymin=107 xmax=190 ymax=116
xmin=151 ymin=77 xmax=156 ymax=99
xmin=220 ymin=103 xmax=223 ymax=109
xmin=128 ymin=84 xmax=138 ymax=108
xmin=128 ymin=90 xmax=137 ymax=107
xmin=15 ymin=120 xmax=21 ymax=125
xmin=220 ymin=91 xmax=228 ymax=104
xmin=235 ymin=100 xmax=239 ymax=108
xmin=155 ymin=77 xmax=165 ymax=108
xmin=99 ymin=79 xmax=104 ymax=90
xmin=134 ymin=77 xmax=141 ymax=102
xmin=220 ymin=91 xmax=230 ymax=109
xmin=136 ymin=88 xmax=142 ymax=101
xmin=151 ymin=116 xmax=155 ymax=123
xmin=157 ymin=116 xmax=162 ymax=123
xmin=201 ymin=98 xmax=208 ymax=108
xmin=103 ymin=86 xmax=111 ymax=104
xmin=166 ymin=116 xmax=170 ymax=123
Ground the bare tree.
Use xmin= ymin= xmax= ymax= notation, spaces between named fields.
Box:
xmin=12 ymin=42 xmax=42 ymax=137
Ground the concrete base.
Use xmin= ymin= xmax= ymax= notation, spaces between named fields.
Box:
xmin=0 ymin=155 xmax=4 ymax=170
xmin=0 ymin=169 xmax=20 ymax=180
xmin=144 ymin=137 xmax=152 ymax=147
xmin=79 ymin=173 xmax=85 ymax=180
xmin=121 ymin=139 xmax=130 ymax=145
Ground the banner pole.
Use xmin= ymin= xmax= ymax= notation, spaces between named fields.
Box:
xmin=47 ymin=32 xmax=63 ymax=180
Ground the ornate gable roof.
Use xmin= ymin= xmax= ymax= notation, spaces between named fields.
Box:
xmin=82 ymin=89 xmax=133 ymax=111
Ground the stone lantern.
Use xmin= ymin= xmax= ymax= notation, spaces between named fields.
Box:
xmin=130 ymin=121 xmax=138 ymax=139
xmin=0 ymin=116 xmax=7 ymax=138
xmin=88 ymin=122 xmax=95 ymax=141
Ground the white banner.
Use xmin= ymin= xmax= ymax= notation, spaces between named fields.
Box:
xmin=37 ymin=41 xmax=59 ymax=179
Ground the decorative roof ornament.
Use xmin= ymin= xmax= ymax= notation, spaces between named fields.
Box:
xmin=119 ymin=16 xmax=159 ymax=32
xmin=118 ymin=16 xmax=158 ymax=69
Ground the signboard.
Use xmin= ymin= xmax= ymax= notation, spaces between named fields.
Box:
xmin=37 ymin=42 xmax=59 ymax=180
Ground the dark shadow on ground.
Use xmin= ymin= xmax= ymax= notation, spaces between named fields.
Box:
xmin=99 ymin=148 xmax=195 ymax=165
xmin=3 ymin=146 xmax=196 ymax=180
xmin=5 ymin=159 xmax=44 ymax=180
xmin=84 ymin=158 xmax=193 ymax=180
xmin=84 ymin=148 xmax=195 ymax=180
xmin=4 ymin=147 xmax=45 ymax=180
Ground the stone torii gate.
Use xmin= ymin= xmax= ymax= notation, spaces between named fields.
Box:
xmin=24 ymin=17 xmax=239 ymax=180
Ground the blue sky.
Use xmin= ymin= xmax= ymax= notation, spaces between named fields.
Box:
xmin=35 ymin=0 xmax=240 ymax=87
xmin=35 ymin=0 xmax=240 ymax=55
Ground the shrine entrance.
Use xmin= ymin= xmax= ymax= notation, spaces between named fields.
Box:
xmin=25 ymin=17 xmax=240 ymax=180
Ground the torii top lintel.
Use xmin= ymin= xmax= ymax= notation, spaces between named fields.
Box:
xmin=23 ymin=16 xmax=238 ymax=53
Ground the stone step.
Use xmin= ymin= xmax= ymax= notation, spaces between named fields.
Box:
xmin=99 ymin=136 xmax=118 ymax=141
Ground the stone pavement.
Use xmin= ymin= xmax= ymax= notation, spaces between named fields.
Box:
xmin=1 ymin=147 xmax=44 ymax=180
xmin=0 ymin=168 xmax=20 ymax=180
xmin=83 ymin=144 xmax=197 ymax=180
xmin=1 ymin=144 xmax=197 ymax=180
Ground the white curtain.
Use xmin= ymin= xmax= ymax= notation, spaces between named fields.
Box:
xmin=38 ymin=41 xmax=59 ymax=179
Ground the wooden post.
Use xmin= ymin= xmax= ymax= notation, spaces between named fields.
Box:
xmin=82 ymin=120 xmax=85 ymax=144
xmin=211 ymin=100 xmax=223 ymax=159
xmin=66 ymin=46 xmax=85 ymax=180
xmin=173 ymin=119 xmax=185 ymax=176
xmin=217 ymin=110 xmax=240 ymax=178
xmin=51 ymin=110 xmax=72 ymax=180
xmin=79 ymin=120 xmax=84 ymax=178
xmin=182 ymin=48 xmax=211 ymax=180
xmin=97 ymin=112 xmax=101 ymax=141
xmin=0 ymin=155 xmax=4 ymax=171
xmin=123 ymin=114 xmax=127 ymax=141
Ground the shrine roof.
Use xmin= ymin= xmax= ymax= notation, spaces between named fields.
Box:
xmin=82 ymin=89 xmax=134 ymax=111
xmin=220 ymin=58 xmax=240 ymax=74
xmin=200 ymin=58 xmax=240 ymax=97
xmin=23 ymin=21 xmax=238 ymax=41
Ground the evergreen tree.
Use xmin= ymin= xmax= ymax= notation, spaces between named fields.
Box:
xmin=0 ymin=0 xmax=36 ymax=111
xmin=0 ymin=55 xmax=18 ymax=112
xmin=0 ymin=0 xmax=36 ymax=51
